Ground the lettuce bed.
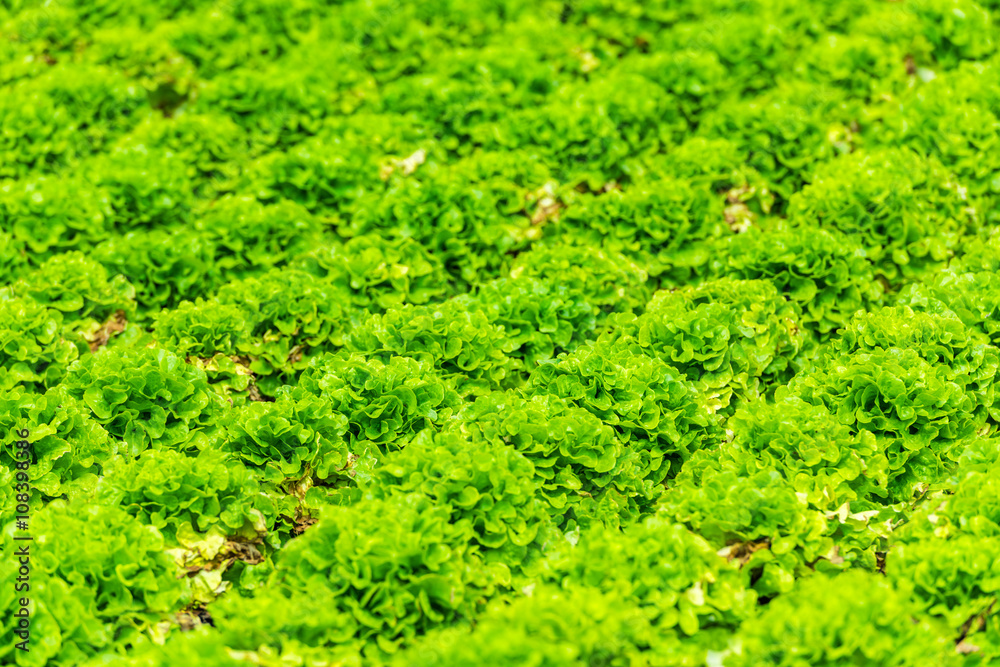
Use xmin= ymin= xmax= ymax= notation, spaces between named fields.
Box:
xmin=2 ymin=0 xmax=1000 ymax=665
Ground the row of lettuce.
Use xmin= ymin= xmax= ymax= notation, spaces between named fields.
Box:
xmin=3 ymin=0 xmax=1000 ymax=664
xmin=2 ymin=0 xmax=1000 ymax=292
xmin=4 ymin=239 xmax=1000 ymax=663
xmin=2 ymin=68 xmax=998 ymax=288
xmin=4 ymin=0 xmax=1000 ymax=191
xmin=0 ymin=137 xmax=988 ymax=326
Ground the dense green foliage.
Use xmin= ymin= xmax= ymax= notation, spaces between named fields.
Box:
xmin=1 ymin=0 xmax=1000 ymax=665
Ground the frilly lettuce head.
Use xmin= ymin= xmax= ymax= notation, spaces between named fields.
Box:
xmin=888 ymin=452 xmax=1000 ymax=636
xmin=0 ymin=386 xmax=116 ymax=513
xmin=508 ymin=243 xmax=651 ymax=318
xmin=195 ymin=195 xmax=325 ymax=282
xmin=538 ymin=517 xmax=756 ymax=637
xmin=293 ymin=234 xmax=453 ymax=311
xmin=725 ymin=570 xmax=957 ymax=667
xmin=662 ymin=455 xmax=836 ymax=596
xmin=727 ymin=396 xmax=888 ymax=505
xmin=0 ymin=500 xmax=191 ymax=667
xmin=456 ymin=390 xmax=644 ymax=528
xmin=554 ymin=176 xmax=728 ymax=283
xmin=152 ymin=300 xmax=250 ymax=358
xmin=215 ymin=267 xmax=355 ymax=391
xmin=97 ymin=447 xmax=271 ymax=541
xmin=784 ymin=345 xmax=982 ymax=501
xmin=460 ymin=276 xmax=600 ymax=370
xmin=298 ymin=351 xmax=461 ymax=457
xmin=7 ymin=251 xmax=136 ymax=327
xmin=530 ymin=337 xmax=722 ymax=484
xmin=62 ymin=343 xmax=221 ymax=455
xmin=663 ymin=403 xmax=890 ymax=596
xmin=385 ymin=585 xmax=661 ymax=667
xmin=896 ymin=269 xmax=1000 ymax=349
xmin=214 ymin=493 xmax=507 ymax=657
xmin=712 ymin=224 xmax=883 ymax=336
xmin=787 ymin=147 xmax=974 ymax=283
xmin=607 ymin=278 xmax=804 ymax=413
xmin=222 ymin=385 xmax=350 ymax=483
xmin=0 ymin=295 xmax=78 ymax=391
xmin=831 ymin=305 xmax=999 ymax=421
xmin=367 ymin=429 xmax=551 ymax=568
xmin=347 ymin=301 xmax=519 ymax=397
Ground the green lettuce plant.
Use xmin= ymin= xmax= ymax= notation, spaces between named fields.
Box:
xmin=669 ymin=6 xmax=816 ymax=95
xmin=385 ymin=584 xmax=658 ymax=667
xmin=195 ymin=196 xmax=325 ymax=279
xmin=538 ymin=517 xmax=756 ymax=638
xmin=662 ymin=397 xmax=891 ymax=595
xmin=909 ymin=0 xmax=996 ymax=68
xmin=663 ymin=453 xmax=839 ymax=596
xmin=787 ymin=147 xmax=976 ymax=282
xmin=896 ymin=268 xmax=1000 ymax=349
xmin=488 ymin=71 xmax=685 ymax=185
xmin=347 ymin=301 xmax=519 ymax=397
xmin=782 ymin=346 xmax=981 ymax=501
xmin=214 ymin=493 xmax=508 ymax=657
xmin=62 ymin=343 xmax=220 ymax=455
xmin=91 ymin=229 xmax=219 ymax=312
xmin=459 ymin=277 xmax=600 ymax=370
xmin=697 ymin=80 xmax=856 ymax=200
xmin=342 ymin=150 xmax=549 ymax=287
xmin=0 ymin=1 xmax=84 ymax=55
xmin=0 ymin=231 xmax=28 ymax=285
xmin=0 ymin=296 xmax=78 ymax=391
xmin=118 ymin=111 xmax=248 ymax=196
xmin=889 ymin=534 xmax=1000 ymax=634
xmin=508 ymin=243 xmax=651 ymax=319
xmin=97 ymin=447 xmax=270 ymax=541
xmin=6 ymin=251 xmax=136 ymax=327
xmin=530 ymin=337 xmax=721 ymax=485
xmin=297 ymin=352 xmax=462 ymax=458
xmin=863 ymin=74 xmax=1000 ymax=212
xmin=0 ymin=500 xmax=191 ymax=667
xmin=0 ymin=386 xmax=116 ymax=513
xmin=378 ymin=32 xmax=574 ymax=155
xmin=886 ymin=449 xmax=1000 ymax=647
xmin=222 ymin=385 xmax=350 ymax=484
xmin=605 ymin=278 xmax=805 ymax=413
xmin=454 ymin=390 xmax=645 ymax=529
xmin=795 ymin=33 xmax=907 ymax=99
xmin=152 ymin=300 xmax=250 ymax=358
xmin=830 ymin=306 xmax=999 ymax=422
xmin=87 ymin=145 xmax=195 ymax=230
xmin=190 ymin=45 xmax=376 ymax=149
xmin=553 ymin=176 xmax=727 ymax=285
xmin=0 ymin=173 xmax=113 ymax=260
xmin=215 ymin=267 xmax=356 ymax=392
xmin=651 ymin=136 xmax=772 ymax=203
xmin=293 ymin=234 xmax=453 ymax=311
xmin=83 ymin=23 xmax=197 ymax=114
xmin=620 ymin=48 xmax=732 ymax=121
xmin=151 ymin=301 xmax=256 ymax=399
xmin=725 ymin=570 xmax=957 ymax=667
xmin=0 ymin=64 xmax=147 ymax=178
xmin=710 ymin=224 xmax=883 ymax=336
xmin=367 ymin=429 xmax=551 ymax=569
xmin=725 ymin=396 xmax=889 ymax=506
xmin=240 ymin=133 xmax=382 ymax=214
